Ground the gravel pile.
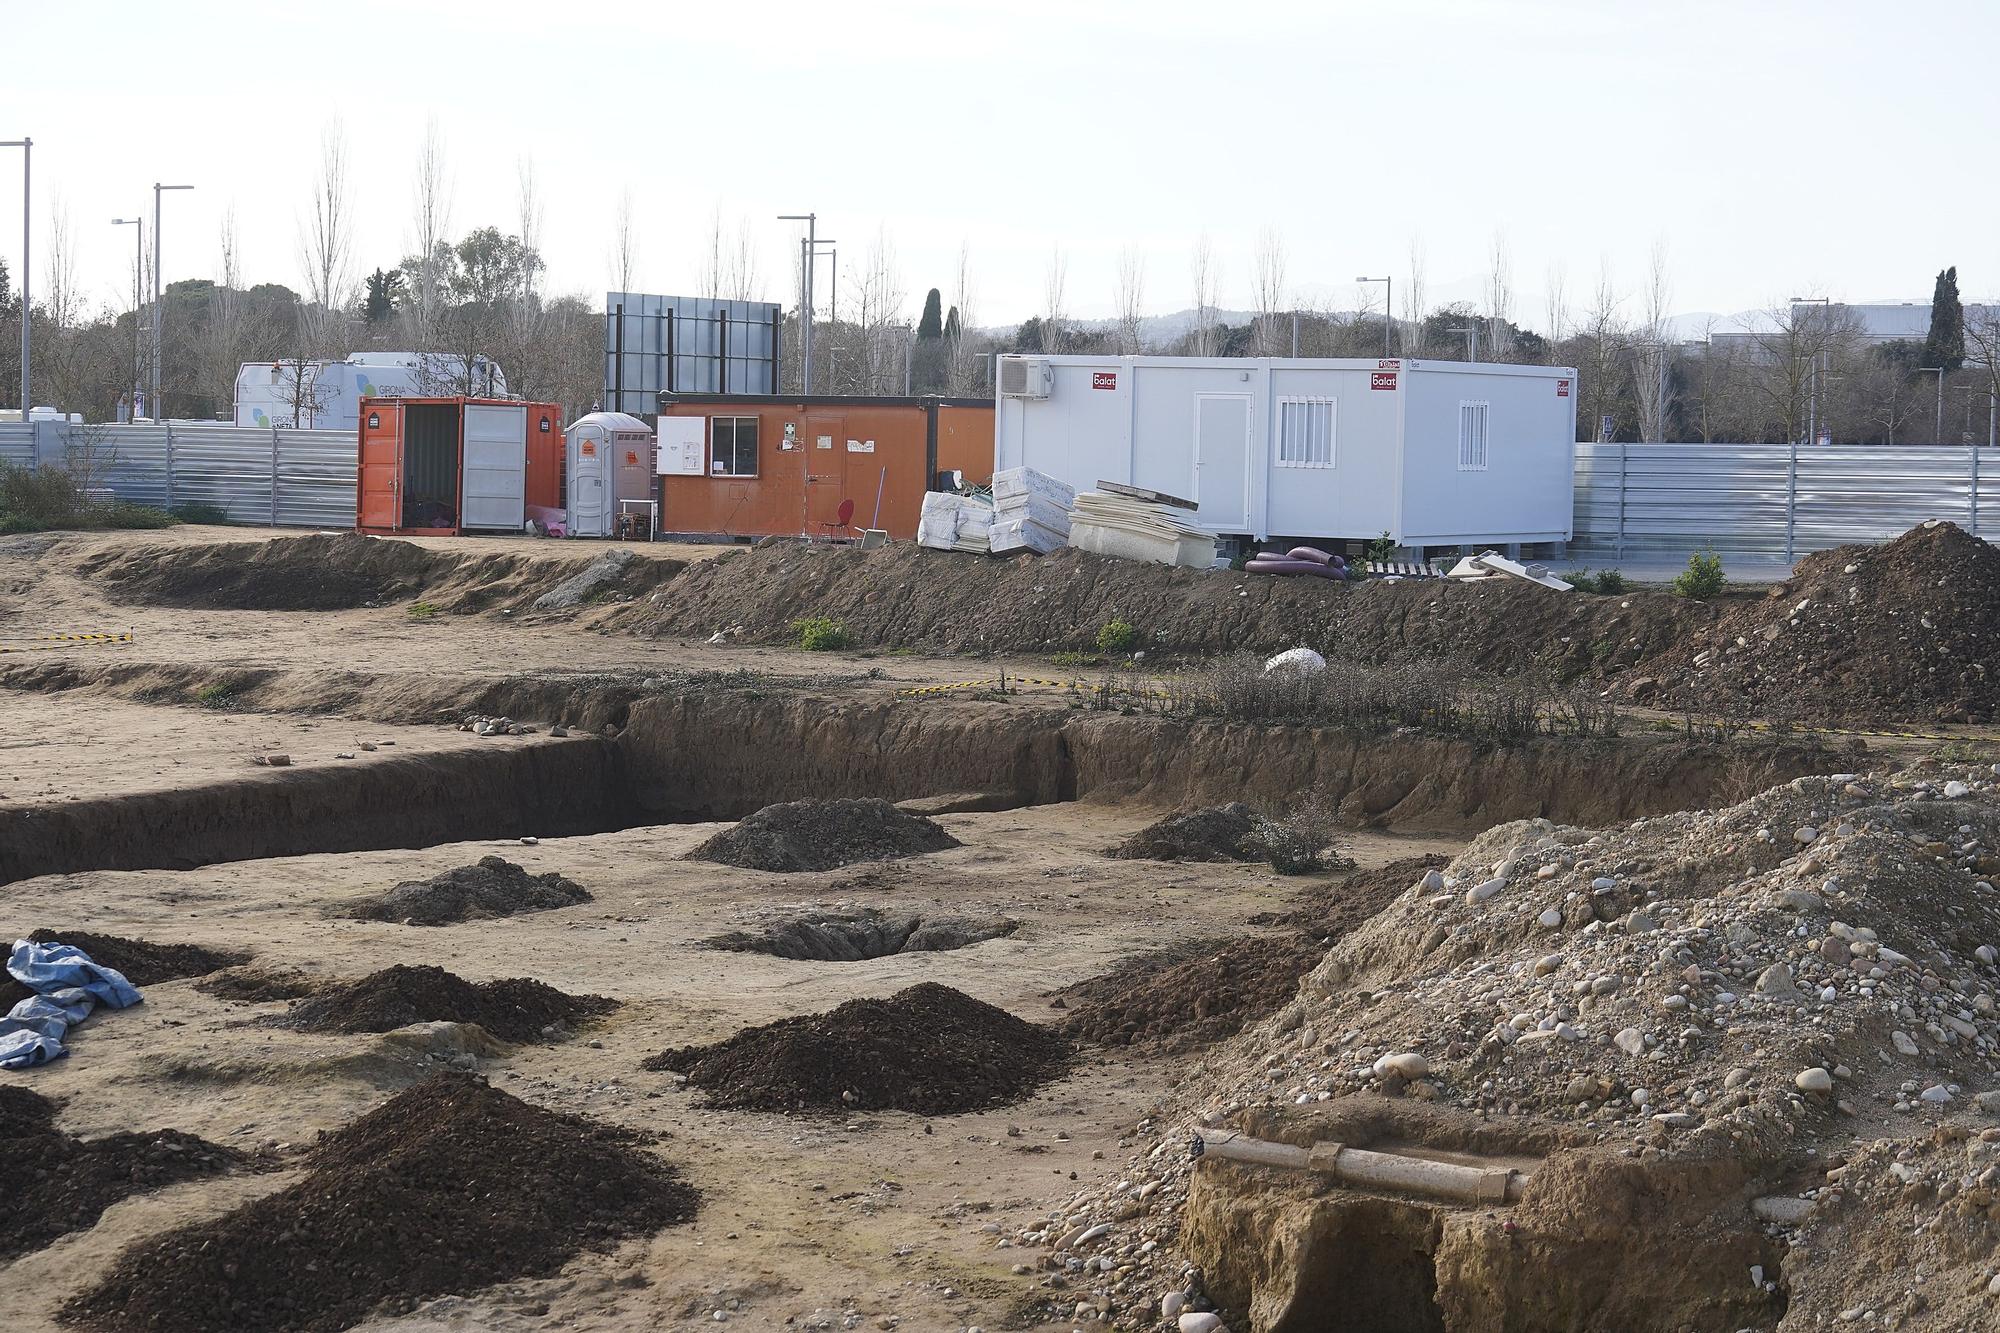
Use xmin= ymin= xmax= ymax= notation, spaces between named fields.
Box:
xmin=686 ymin=798 xmax=961 ymax=873
xmin=66 ymin=1075 xmax=697 ymax=1333
xmin=1110 ymin=803 xmax=1344 ymax=876
xmin=285 ymin=965 xmax=615 ymax=1042
xmin=1640 ymin=520 xmax=2000 ymax=723
xmin=345 ymin=856 xmax=592 ymax=926
xmin=1019 ymin=759 xmax=2000 ymax=1329
xmin=645 ymin=982 xmax=1069 ymax=1114
xmin=0 ymin=1086 xmax=249 ymax=1261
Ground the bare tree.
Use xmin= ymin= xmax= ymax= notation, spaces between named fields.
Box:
xmin=1114 ymin=244 xmax=1146 ymax=355
xmin=298 ymin=119 xmax=354 ymax=356
xmin=1252 ymin=227 xmax=1288 ymax=356
xmin=1402 ymin=235 xmax=1429 ymax=357
xmin=1042 ymin=247 xmax=1069 ymax=354
xmin=408 ymin=117 xmax=452 ymax=351
xmin=725 ymin=215 xmax=760 ymax=303
xmin=1634 ymin=240 xmax=1674 ymax=441
xmin=946 ymin=241 xmax=980 ymax=394
xmin=699 ymin=204 xmax=726 ymax=301
xmin=1750 ymin=296 xmax=1861 ymax=446
xmin=515 ymin=159 xmax=544 ymax=308
xmin=1485 ymin=230 xmax=1513 ymax=359
xmin=1964 ymin=309 xmax=2000 ymax=446
xmin=1189 ymin=233 xmax=1219 ymax=357
xmin=610 ymin=190 xmax=638 ymax=296
xmin=202 ymin=209 xmax=245 ymax=413
xmin=1577 ymin=260 xmax=1627 ymax=442
xmin=1544 ymin=260 xmax=1569 ymax=347
xmin=849 ymin=226 xmax=906 ymax=393
xmin=41 ymin=194 xmax=78 ymax=330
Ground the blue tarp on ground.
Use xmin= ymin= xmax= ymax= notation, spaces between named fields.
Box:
xmin=0 ymin=940 xmax=143 ymax=1069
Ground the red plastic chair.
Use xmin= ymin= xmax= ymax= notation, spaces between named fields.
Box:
xmin=819 ymin=498 xmax=856 ymax=538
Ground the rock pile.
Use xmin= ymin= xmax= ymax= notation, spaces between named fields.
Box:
xmin=686 ymin=798 xmax=961 ymax=873
xmin=1008 ymin=759 xmax=2000 ymax=1328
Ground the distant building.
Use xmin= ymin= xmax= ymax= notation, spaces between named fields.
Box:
xmin=1704 ymin=301 xmax=2000 ymax=355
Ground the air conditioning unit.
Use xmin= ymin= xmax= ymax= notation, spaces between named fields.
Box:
xmin=999 ymin=357 xmax=1052 ymax=400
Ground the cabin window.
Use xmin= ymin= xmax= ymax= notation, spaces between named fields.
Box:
xmin=1276 ymin=398 xmax=1336 ymax=469
xmin=1458 ymin=401 xmax=1490 ymax=471
xmin=710 ymin=416 xmax=760 ymax=477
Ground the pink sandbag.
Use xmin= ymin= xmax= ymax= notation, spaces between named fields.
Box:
xmin=1286 ymin=546 xmax=1345 ymax=567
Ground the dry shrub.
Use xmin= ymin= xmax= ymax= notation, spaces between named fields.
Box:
xmin=1160 ymin=654 xmax=1619 ymax=741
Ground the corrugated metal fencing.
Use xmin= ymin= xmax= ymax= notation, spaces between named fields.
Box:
xmin=0 ymin=421 xmax=356 ymax=528
xmin=1572 ymin=443 xmax=2000 ymax=564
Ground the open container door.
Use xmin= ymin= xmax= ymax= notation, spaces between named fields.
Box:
xmin=461 ymin=403 xmax=528 ymax=531
xmin=357 ymin=401 xmax=403 ymax=531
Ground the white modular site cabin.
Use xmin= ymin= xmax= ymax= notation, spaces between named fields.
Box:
xmin=992 ymin=355 xmax=1578 ymax=550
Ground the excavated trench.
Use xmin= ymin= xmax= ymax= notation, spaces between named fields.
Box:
xmin=0 ymin=685 xmax=1859 ymax=887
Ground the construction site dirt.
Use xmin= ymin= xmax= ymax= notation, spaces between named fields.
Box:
xmin=5 ymin=522 xmax=2000 ymax=1332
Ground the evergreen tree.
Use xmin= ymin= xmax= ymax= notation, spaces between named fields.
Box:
xmin=916 ymin=287 xmax=943 ymax=341
xmin=1923 ymin=266 xmax=1965 ymax=372
xmin=363 ymin=268 xmax=404 ymax=324
xmin=943 ymin=306 xmax=961 ymax=342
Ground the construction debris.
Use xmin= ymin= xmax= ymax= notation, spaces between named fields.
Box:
xmin=1068 ymin=489 xmax=1217 ymax=568
xmin=1443 ymin=550 xmax=1574 ymax=591
xmin=989 ymin=467 xmax=1075 ymax=554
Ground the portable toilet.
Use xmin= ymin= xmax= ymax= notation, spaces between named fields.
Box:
xmin=563 ymin=412 xmax=655 ymax=538
xmin=357 ymin=396 xmax=562 ymax=535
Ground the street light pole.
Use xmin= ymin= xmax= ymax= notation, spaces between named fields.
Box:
xmin=111 ymin=217 xmax=142 ymax=419
xmin=1447 ymin=325 xmax=1479 ymax=362
xmin=1791 ymin=297 xmax=1832 ymax=446
xmin=778 ymin=213 xmax=837 ymax=394
xmin=151 ymin=182 xmax=193 ymax=421
xmin=1356 ymin=276 xmax=1392 ymax=357
xmin=2 ymin=138 xmax=30 ymax=414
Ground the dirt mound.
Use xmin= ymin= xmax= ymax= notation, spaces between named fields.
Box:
xmin=1641 ymin=520 xmax=2000 ymax=723
xmin=1054 ymin=935 xmax=1325 ymax=1051
xmin=65 ymin=1075 xmax=696 ymax=1333
xmin=1112 ymin=803 xmax=1261 ymax=862
xmin=645 ymin=981 xmax=1069 ymax=1114
xmin=625 ymin=542 xmax=1707 ymax=674
xmin=0 ymin=1085 xmax=57 ymax=1138
xmin=2 ymin=930 xmax=248 ymax=1010
xmin=687 ymin=798 xmax=961 ymax=873
xmin=80 ymin=532 xmax=452 ymax=611
xmin=195 ymin=966 xmax=319 ymax=1003
xmin=345 ymin=856 xmax=592 ymax=926
xmin=1262 ymin=853 xmax=1449 ymax=937
xmin=0 ymin=1089 xmax=249 ymax=1261
xmin=705 ymin=907 xmax=1017 ymax=960
xmin=284 ymin=965 xmax=615 ymax=1042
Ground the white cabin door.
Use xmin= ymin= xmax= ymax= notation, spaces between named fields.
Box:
xmin=1193 ymin=393 xmax=1252 ymax=531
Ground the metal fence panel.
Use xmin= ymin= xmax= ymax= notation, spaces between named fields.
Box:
xmin=4 ymin=423 xmax=356 ymax=527
xmin=1574 ymin=443 xmax=1996 ymax=565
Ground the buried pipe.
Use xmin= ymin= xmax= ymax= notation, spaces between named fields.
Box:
xmin=1192 ymin=1131 xmax=1529 ymax=1205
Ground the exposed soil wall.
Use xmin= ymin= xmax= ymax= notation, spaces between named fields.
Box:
xmin=0 ymin=739 xmax=626 ymax=886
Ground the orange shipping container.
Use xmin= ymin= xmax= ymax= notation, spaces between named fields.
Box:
xmin=654 ymin=394 xmax=993 ymax=541
xmin=357 ymin=397 xmax=561 ymax=535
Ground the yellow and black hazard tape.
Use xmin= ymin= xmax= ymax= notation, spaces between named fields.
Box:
xmin=0 ymin=631 xmax=135 ymax=655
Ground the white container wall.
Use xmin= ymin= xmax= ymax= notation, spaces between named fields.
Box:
xmin=994 ymin=355 xmax=1577 ymax=548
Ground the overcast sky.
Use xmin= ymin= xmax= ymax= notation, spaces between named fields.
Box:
xmin=5 ymin=0 xmax=1994 ymax=330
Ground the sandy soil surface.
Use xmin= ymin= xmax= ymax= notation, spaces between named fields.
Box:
xmin=0 ymin=690 xmax=553 ymax=808
xmin=0 ymin=802 xmax=1457 ymax=1333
